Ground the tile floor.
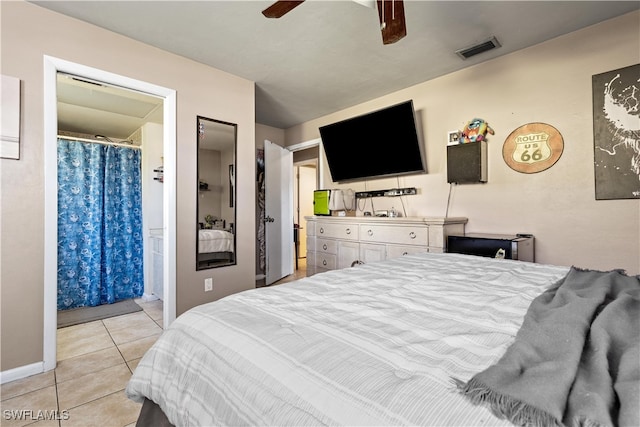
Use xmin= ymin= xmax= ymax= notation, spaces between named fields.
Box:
xmin=2 ymin=263 xmax=307 ymax=427
xmin=1 ymin=299 xmax=163 ymax=427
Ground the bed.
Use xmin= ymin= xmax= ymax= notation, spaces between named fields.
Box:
xmin=126 ymin=252 xmax=638 ymax=426
xmin=197 ymin=229 xmax=234 ymax=266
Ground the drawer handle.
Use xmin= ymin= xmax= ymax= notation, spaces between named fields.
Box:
xmin=367 ymin=229 xmax=373 ymax=236
xmin=322 ymin=259 xmax=327 ymax=266
xmin=403 ymin=252 xmax=408 ymax=256
xmin=346 ymin=228 xmax=351 ymax=235
xmin=319 ymin=227 xmax=324 ymax=234
xmin=351 ymin=260 xmax=364 ymax=267
xmin=409 ymin=231 xmax=416 ymax=239
xmin=322 ymin=244 xmax=328 ymax=250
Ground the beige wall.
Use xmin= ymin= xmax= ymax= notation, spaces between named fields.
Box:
xmin=256 ymin=123 xmax=286 ymax=149
xmin=286 ymin=11 xmax=640 ymax=275
xmin=1 ymin=1 xmax=255 ymax=372
xmin=141 ymin=123 xmax=164 ymax=231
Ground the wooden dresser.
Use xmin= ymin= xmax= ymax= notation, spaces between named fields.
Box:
xmin=305 ymin=216 xmax=467 ymax=276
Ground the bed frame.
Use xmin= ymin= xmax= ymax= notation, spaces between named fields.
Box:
xmin=197 ymin=251 xmax=233 ymax=264
xmin=137 ymin=399 xmax=173 ymax=427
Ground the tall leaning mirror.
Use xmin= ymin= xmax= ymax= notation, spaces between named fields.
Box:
xmin=196 ymin=116 xmax=237 ymax=270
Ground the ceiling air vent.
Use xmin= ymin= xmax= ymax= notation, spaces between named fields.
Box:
xmin=456 ymin=36 xmax=501 ymax=60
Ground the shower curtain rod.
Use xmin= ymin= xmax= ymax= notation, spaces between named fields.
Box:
xmin=57 ymin=134 xmax=140 ymax=149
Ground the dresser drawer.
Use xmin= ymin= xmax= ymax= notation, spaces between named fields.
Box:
xmin=316 ymin=237 xmax=338 ymax=254
xmin=312 ymin=253 xmax=337 ymax=270
xmin=359 ymin=224 xmax=428 ymax=246
xmin=316 ymin=222 xmax=359 ymax=241
xmin=386 ymin=244 xmax=430 ymax=259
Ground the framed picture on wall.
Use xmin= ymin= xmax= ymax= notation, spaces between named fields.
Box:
xmin=447 ymin=130 xmax=460 ymax=146
xmin=592 ymin=63 xmax=640 ymax=200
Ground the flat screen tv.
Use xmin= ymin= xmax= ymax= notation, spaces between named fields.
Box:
xmin=319 ymin=100 xmax=425 ymax=183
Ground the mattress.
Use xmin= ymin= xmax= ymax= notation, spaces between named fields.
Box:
xmin=198 ymin=229 xmax=233 ymax=253
xmin=126 ymin=252 xmax=569 ymax=426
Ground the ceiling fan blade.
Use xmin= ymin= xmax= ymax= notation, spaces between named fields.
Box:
xmin=376 ymin=0 xmax=407 ymax=44
xmin=262 ymin=1 xmax=305 ymax=18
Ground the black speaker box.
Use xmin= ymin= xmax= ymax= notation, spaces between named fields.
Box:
xmin=447 ymin=141 xmax=487 ymax=184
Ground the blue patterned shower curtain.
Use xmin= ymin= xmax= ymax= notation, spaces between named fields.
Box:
xmin=57 ymin=139 xmax=144 ymax=310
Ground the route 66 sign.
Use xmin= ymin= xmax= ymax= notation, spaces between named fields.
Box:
xmin=503 ymin=123 xmax=563 ymax=173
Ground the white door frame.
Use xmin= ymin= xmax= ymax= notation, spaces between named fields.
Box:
xmin=288 ymin=138 xmax=323 ymax=268
xmin=287 ymin=138 xmax=324 ymax=187
xmin=43 ymin=56 xmax=177 ymax=372
xmin=294 ymin=162 xmax=317 ymax=259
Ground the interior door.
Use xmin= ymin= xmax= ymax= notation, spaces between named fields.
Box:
xmin=265 ymin=140 xmax=293 ymax=284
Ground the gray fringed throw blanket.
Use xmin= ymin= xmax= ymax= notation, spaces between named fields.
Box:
xmin=455 ymin=267 xmax=639 ymax=427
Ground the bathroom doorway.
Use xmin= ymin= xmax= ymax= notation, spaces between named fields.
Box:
xmin=56 ymin=73 xmax=162 ymax=319
xmin=43 ymin=56 xmax=177 ymax=372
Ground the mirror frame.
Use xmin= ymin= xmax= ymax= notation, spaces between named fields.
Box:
xmin=196 ymin=116 xmax=237 ymax=270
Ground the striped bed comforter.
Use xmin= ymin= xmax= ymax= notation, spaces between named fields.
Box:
xmin=126 ymin=252 xmax=569 ymax=426
xmin=198 ymin=229 xmax=234 ymax=254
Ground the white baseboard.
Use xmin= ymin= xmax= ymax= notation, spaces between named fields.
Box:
xmin=1 ymin=362 xmax=44 ymax=385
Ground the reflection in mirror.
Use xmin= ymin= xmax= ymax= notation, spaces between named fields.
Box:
xmin=197 ymin=116 xmax=237 ymax=270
